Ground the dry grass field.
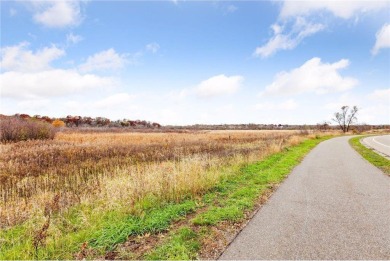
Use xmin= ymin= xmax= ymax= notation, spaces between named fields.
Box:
xmin=0 ymin=129 xmax=325 ymax=258
xmin=1 ymin=130 xmax=301 ymax=226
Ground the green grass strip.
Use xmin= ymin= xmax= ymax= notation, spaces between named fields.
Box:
xmin=90 ymin=200 xmax=197 ymax=251
xmin=0 ymin=200 xmax=196 ymax=259
xmin=146 ymin=136 xmax=330 ymax=259
xmin=146 ymin=227 xmax=201 ymax=260
xmin=349 ymin=136 xmax=390 ymax=175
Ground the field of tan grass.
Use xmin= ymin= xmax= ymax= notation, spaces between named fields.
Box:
xmin=0 ymin=130 xmax=308 ymax=228
xmin=0 ymin=129 xmax=339 ymax=259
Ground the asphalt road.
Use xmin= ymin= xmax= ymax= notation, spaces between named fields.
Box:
xmin=220 ymin=136 xmax=390 ymax=260
xmin=362 ymin=135 xmax=390 ymax=158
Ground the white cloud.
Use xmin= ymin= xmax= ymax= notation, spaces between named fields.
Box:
xmin=324 ymin=93 xmax=359 ymax=110
xmin=66 ymin=32 xmax=83 ymax=45
xmin=254 ymin=17 xmax=325 ymax=57
xmin=279 ymin=1 xmax=387 ymax=19
xmin=93 ymin=93 xmax=135 ymax=109
xmin=195 ymin=74 xmax=243 ymax=98
xmin=32 ymin=0 xmax=82 ymax=28
xmin=17 ymin=99 xmax=50 ymax=111
xmin=372 ymin=24 xmax=390 ymax=55
xmin=79 ymin=48 xmax=128 ymax=72
xmin=359 ymin=104 xmax=390 ymax=124
xmin=361 ymin=88 xmax=390 ymax=124
xmin=255 ymin=99 xmax=298 ymax=111
xmin=145 ymin=43 xmax=160 ymax=53
xmin=167 ymin=88 xmax=191 ymax=102
xmin=63 ymin=94 xmax=138 ymax=120
xmin=323 ymin=90 xmax=389 ymax=124
xmin=0 ymin=43 xmax=120 ymax=100
xmin=0 ymin=70 xmax=117 ymax=99
xmin=256 ymin=1 xmax=387 ymax=57
xmin=369 ymin=88 xmax=390 ymax=102
xmin=0 ymin=42 xmax=65 ymax=72
xmin=262 ymin=57 xmax=358 ymax=96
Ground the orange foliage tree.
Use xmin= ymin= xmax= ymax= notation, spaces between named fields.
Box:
xmin=52 ymin=119 xmax=65 ymax=128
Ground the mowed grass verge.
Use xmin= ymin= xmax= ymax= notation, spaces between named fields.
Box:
xmin=349 ymin=136 xmax=390 ymax=176
xmin=0 ymin=136 xmax=329 ymax=259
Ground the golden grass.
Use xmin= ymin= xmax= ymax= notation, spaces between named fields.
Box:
xmin=1 ymin=130 xmax=318 ymax=228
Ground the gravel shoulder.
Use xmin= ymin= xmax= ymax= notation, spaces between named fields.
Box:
xmin=219 ymin=136 xmax=390 ymax=260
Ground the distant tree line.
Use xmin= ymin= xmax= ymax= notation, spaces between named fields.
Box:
xmin=13 ymin=114 xmax=161 ymax=129
xmin=1 ymin=113 xmax=388 ymax=135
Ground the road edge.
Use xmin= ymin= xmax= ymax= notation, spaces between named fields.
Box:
xmin=349 ymin=135 xmax=390 ymax=176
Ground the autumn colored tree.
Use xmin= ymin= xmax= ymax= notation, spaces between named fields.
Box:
xmin=52 ymin=119 xmax=65 ymax=128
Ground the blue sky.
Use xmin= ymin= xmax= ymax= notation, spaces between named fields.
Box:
xmin=1 ymin=0 xmax=389 ymax=125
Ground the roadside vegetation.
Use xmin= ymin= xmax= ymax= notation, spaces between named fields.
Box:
xmin=0 ymin=130 xmax=332 ymax=259
xmin=349 ymin=136 xmax=390 ymax=176
xmin=144 ymin=136 xmax=330 ymax=260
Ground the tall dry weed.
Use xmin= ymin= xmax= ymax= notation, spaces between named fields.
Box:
xmin=1 ymin=130 xmax=317 ymax=228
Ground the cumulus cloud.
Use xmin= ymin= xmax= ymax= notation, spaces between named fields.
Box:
xmin=372 ymin=24 xmax=390 ymax=55
xmin=0 ymin=70 xmax=116 ymax=99
xmin=255 ymin=99 xmax=298 ymax=110
xmin=0 ymin=43 xmax=118 ymax=99
xmin=0 ymin=42 xmax=65 ymax=72
xmin=145 ymin=43 xmax=160 ymax=53
xmin=255 ymin=1 xmax=387 ymax=57
xmin=79 ymin=48 xmax=129 ymax=72
xmin=262 ymin=57 xmax=358 ymax=96
xmin=254 ymin=17 xmax=325 ymax=58
xmin=279 ymin=0 xmax=387 ymax=19
xmin=195 ymin=74 xmax=243 ymax=98
xmin=31 ymin=0 xmax=82 ymax=28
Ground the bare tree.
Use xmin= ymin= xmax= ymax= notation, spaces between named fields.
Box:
xmin=332 ymin=106 xmax=359 ymax=133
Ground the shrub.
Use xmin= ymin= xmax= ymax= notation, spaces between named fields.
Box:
xmin=0 ymin=117 xmax=57 ymax=143
xmin=52 ymin=119 xmax=66 ymax=128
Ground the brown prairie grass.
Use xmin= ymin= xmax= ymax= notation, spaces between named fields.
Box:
xmin=1 ymin=130 xmax=314 ymax=228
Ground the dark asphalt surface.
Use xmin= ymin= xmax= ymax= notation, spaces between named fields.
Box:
xmin=362 ymin=135 xmax=390 ymax=158
xmin=220 ymin=136 xmax=390 ymax=260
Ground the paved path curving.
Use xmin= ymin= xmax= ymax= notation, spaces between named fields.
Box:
xmin=362 ymin=135 xmax=390 ymax=158
xmin=220 ymin=136 xmax=390 ymax=260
